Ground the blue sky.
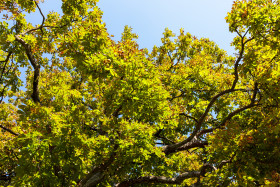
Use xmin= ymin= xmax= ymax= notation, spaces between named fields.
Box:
xmin=26 ymin=0 xmax=236 ymax=55
xmin=97 ymin=0 xmax=236 ymax=54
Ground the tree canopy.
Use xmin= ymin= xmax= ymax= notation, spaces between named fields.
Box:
xmin=1 ymin=0 xmax=280 ymax=186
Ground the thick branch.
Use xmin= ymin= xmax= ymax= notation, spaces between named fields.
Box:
xmin=79 ymin=144 xmax=118 ymax=187
xmin=113 ymin=104 xmax=122 ymax=118
xmin=172 ymin=140 xmax=208 ymax=154
xmin=219 ymin=83 xmax=259 ymax=127
xmin=198 ymin=83 xmax=260 ymax=137
xmin=11 ymin=0 xmax=48 ymax=103
xmin=231 ymin=30 xmax=253 ymax=90
xmin=116 ymin=171 xmax=200 ymax=187
xmin=0 ymin=124 xmax=19 ymax=136
xmin=163 ymin=89 xmax=245 ymax=154
xmin=196 ymin=128 xmax=214 ymax=137
xmin=116 ymin=161 xmax=230 ymax=187
xmin=14 ymin=35 xmax=40 ymax=103
xmin=197 ymin=103 xmax=260 ymax=138
xmin=163 ymin=139 xmax=208 ymax=155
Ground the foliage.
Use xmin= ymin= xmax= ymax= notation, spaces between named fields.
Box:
xmin=1 ymin=0 xmax=280 ymax=186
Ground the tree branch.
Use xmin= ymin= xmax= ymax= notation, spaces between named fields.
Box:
xmin=163 ymin=89 xmax=246 ymax=154
xmin=113 ymin=104 xmax=122 ymax=118
xmin=196 ymin=128 xmax=214 ymax=137
xmin=162 ymin=30 xmax=255 ymax=154
xmin=179 ymin=113 xmax=199 ymax=123
xmin=231 ymin=28 xmax=252 ymax=90
xmin=0 ymin=84 xmax=9 ymax=103
xmin=0 ymin=52 xmax=13 ymax=82
xmin=116 ymin=171 xmax=201 ymax=187
xmin=0 ymin=124 xmax=19 ymax=136
xmin=154 ymin=129 xmax=175 ymax=145
xmin=79 ymin=144 xmax=118 ymax=187
xmin=34 ymin=0 xmax=45 ymax=34
xmin=164 ymin=139 xmax=208 ymax=155
xmin=19 ymin=0 xmax=45 ymax=35
xmin=197 ymin=83 xmax=260 ymax=137
xmin=14 ymin=35 xmax=40 ymax=103
xmin=116 ymin=160 xmax=232 ymax=187
xmin=11 ymin=0 xmax=48 ymax=103
xmin=197 ymin=102 xmax=260 ymax=138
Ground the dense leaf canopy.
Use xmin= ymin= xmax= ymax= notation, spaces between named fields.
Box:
xmin=1 ymin=0 xmax=280 ymax=186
